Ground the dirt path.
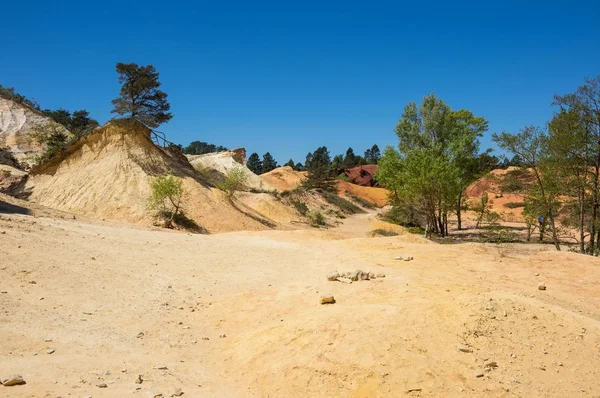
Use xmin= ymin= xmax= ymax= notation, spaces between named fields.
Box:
xmin=1 ymin=211 xmax=599 ymax=397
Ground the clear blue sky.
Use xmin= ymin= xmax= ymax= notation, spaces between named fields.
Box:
xmin=1 ymin=1 xmax=599 ymax=164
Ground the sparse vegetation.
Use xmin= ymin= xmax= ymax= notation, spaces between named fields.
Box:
xmin=290 ymin=199 xmax=309 ymax=216
xmin=504 ymin=202 xmax=526 ymax=209
xmin=32 ymin=122 xmax=73 ymax=163
xmin=149 ymin=175 xmax=185 ymax=228
xmin=320 ymin=191 xmax=363 ymax=214
xmin=308 ymin=210 xmax=326 ymax=227
xmin=347 ymin=194 xmax=376 ymax=209
xmin=218 ymin=166 xmax=249 ymax=199
xmin=2 ymin=169 xmax=12 ymax=178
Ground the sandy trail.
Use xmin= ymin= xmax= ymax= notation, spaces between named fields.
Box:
xmin=0 ymin=211 xmax=599 ymax=397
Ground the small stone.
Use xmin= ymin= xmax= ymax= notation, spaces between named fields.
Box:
xmin=404 ymin=256 xmax=413 ymax=261
xmin=326 ymin=271 xmax=340 ymax=281
xmin=349 ymin=270 xmax=362 ymax=281
xmin=337 ymin=277 xmax=353 ymax=284
xmin=154 ymin=365 xmax=168 ymax=370
xmin=407 ymin=388 xmax=422 ymax=393
xmin=474 ymin=369 xmax=484 ymax=378
xmin=136 ymin=332 xmax=144 ymax=338
xmin=376 ymin=273 xmax=386 ymax=278
xmin=104 ymin=370 xmax=111 ymax=376
xmin=484 ymin=361 xmax=498 ymax=368
xmin=320 ymin=295 xmax=336 ymax=304
xmin=368 ymin=272 xmax=376 ymax=279
xmin=29 ymin=280 xmax=37 ymax=284
xmin=44 ymin=338 xmax=53 ymax=342
xmin=121 ymin=368 xmax=127 ymax=373
xmin=201 ymin=337 xmax=210 ymax=341
xmin=97 ymin=383 xmax=107 ymax=388
xmin=534 ymin=273 xmax=539 ymax=276
xmin=172 ymin=388 xmax=184 ymax=396
xmin=538 ymin=282 xmax=546 ymax=290
xmin=135 ymin=374 xmax=143 ymax=384
xmin=219 ymin=334 xmax=227 ymax=338
xmin=1 ymin=375 xmax=25 ymax=386
xmin=457 ymin=344 xmax=473 ymax=353
xmin=47 ymin=349 xmax=55 ymax=354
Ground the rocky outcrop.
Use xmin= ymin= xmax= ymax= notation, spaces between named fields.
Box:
xmin=344 ymin=165 xmax=379 ymax=187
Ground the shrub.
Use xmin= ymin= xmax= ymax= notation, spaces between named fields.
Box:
xmin=149 ymin=175 xmax=185 ymax=228
xmin=218 ymin=166 xmax=249 ymax=198
xmin=337 ymin=172 xmax=351 ymax=182
xmin=1 ymin=169 xmax=11 ymax=178
xmin=407 ymin=226 xmax=425 ymax=234
xmin=382 ymin=204 xmax=422 ymax=227
xmin=291 ymin=199 xmax=309 ymax=216
xmin=308 ymin=211 xmax=326 ymax=227
xmin=370 ymin=229 xmax=399 ymax=237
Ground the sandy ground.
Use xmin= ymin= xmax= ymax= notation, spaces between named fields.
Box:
xmin=1 ymin=209 xmax=600 ymax=397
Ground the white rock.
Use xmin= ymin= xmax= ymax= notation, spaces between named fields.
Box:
xmin=1 ymin=375 xmax=25 ymax=386
xmin=326 ymin=271 xmax=340 ymax=281
xmin=457 ymin=344 xmax=473 ymax=353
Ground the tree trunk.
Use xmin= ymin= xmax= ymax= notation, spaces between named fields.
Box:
xmin=548 ymin=211 xmax=561 ymax=251
xmin=579 ymin=188 xmax=586 ymax=253
xmin=456 ymin=193 xmax=462 ymax=231
xmin=591 ymin=165 xmax=599 ymax=255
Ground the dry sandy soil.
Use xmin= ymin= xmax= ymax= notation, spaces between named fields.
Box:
xmin=1 ymin=207 xmax=600 ymax=397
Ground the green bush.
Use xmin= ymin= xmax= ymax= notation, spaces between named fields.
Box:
xmin=308 ymin=211 xmax=326 ymax=227
xmin=1 ymin=169 xmax=11 ymax=178
xmin=149 ymin=175 xmax=185 ymax=228
xmin=291 ymin=199 xmax=309 ymax=216
xmin=407 ymin=226 xmax=425 ymax=234
xmin=370 ymin=229 xmax=399 ymax=237
xmin=382 ymin=204 xmax=422 ymax=227
xmin=337 ymin=173 xmax=351 ymax=182
xmin=218 ymin=166 xmax=249 ymax=198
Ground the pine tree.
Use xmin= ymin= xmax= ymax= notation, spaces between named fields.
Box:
xmin=111 ymin=62 xmax=172 ymax=128
xmin=247 ymin=152 xmax=262 ymax=174
xmin=261 ymin=152 xmax=278 ymax=174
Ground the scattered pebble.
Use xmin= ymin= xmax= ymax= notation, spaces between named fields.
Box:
xmin=538 ymin=282 xmax=546 ymax=290
xmin=172 ymin=388 xmax=184 ymax=396
xmin=457 ymin=344 xmax=473 ymax=353
xmin=474 ymin=369 xmax=484 ymax=378
xmin=97 ymin=383 xmax=107 ymax=388
xmin=337 ymin=277 xmax=353 ymax=284
xmin=136 ymin=332 xmax=144 ymax=338
xmin=154 ymin=365 xmax=168 ymax=370
xmin=407 ymin=388 xmax=422 ymax=393
xmin=320 ymin=295 xmax=336 ymax=304
xmin=135 ymin=374 xmax=143 ymax=384
xmin=484 ymin=361 xmax=498 ymax=368
xmin=326 ymin=271 xmax=340 ymax=281
xmin=219 ymin=334 xmax=227 ymax=338
xmin=47 ymin=349 xmax=55 ymax=355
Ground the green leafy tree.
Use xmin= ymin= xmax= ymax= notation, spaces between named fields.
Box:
xmin=218 ymin=166 xmax=249 ymax=199
xmin=553 ymin=76 xmax=600 ymax=253
xmin=493 ymin=126 xmax=562 ymax=250
xmin=111 ymin=62 xmax=172 ymax=128
xmin=261 ymin=152 xmax=278 ymax=174
xmin=149 ymin=175 xmax=185 ymax=228
xmin=247 ymin=152 xmax=262 ymax=174
xmin=305 ymin=152 xmax=313 ymax=169
xmin=378 ymin=93 xmax=487 ymax=236
xmin=294 ymin=162 xmax=304 ymax=171
xmin=284 ymin=159 xmax=295 ymax=168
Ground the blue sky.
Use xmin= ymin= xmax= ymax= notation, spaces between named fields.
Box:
xmin=1 ymin=1 xmax=599 ymax=164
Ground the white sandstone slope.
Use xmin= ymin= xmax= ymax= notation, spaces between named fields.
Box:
xmin=187 ymin=149 xmax=275 ymax=191
xmin=0 ymin=96 xmax=68 ymax=163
